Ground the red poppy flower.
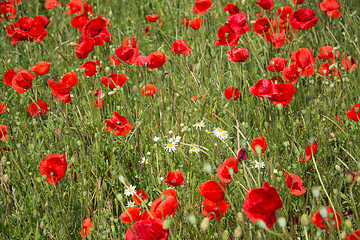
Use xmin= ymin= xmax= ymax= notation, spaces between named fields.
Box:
xmin=284 ymin=172 xmax=306 ymax=196
xmin=224 ymin=3 xmax=240 ymax=15
xmin=141 ymin=84 xmax=157 ymax=97
xmin=342 ymin=53 xmax=357 ymax=72
xmin=0 ymin=102 xmax=6 ymax=114
xmin=45 ymin=0 xmax=61 ymax=9
xmin=301 ymin=142 xmax=318 ymax=162
xmin=82 ymin=15 xmax=112 ymax=46
xmin=4 ymin=69 xmax=35 ymax=94
xmin=66 ymin=0 xmax=92 ymax=15
xmin=266 ymin=57 xmax=288 ymax=72
xmin=147 ymin=51 xmax=168 ymax=69
xmin=101 ymin=73 xmax=127 ymax=89
xmin=0 ymin=3 xmax=16 ymax=22
xmin=269 ymin=32 xmax=287 ymax=49
xmin=193 ymin=0 xmax=212 ymax=15
xmin=202 ymin=199 xmax=230 ymax=221
xmin=199 ymin=180 xmax=226 ymax=202
xmin=146 ymin=14 xmax=159 ymax=22
xmin=166 ymin=170 xmax=185 ymax=186
xmin=319 ymin=0 xmax=341 ymax=18
xmin=346 ymin=230 xmax=360 ymax=240
xmin=255 ymin=0 xmax=273 ymax=10
xmin=75 ymin=37 xmax=95 ymax=59
xmin=227 ymin=13 xmax=250 ymax=35
xmin=227 ymin=47 xmax=249 ymax=62
xmin=318 ymin=62 xmax=341 ymax=79
xmin=0 ymin=125 xmax=8 ymax=142
xmin=214 ymin=23 xmax=240 ymax=47
xmin=251 ymin=136 xmax=267 ymax=154
xmin=105 ymin=112 xmax=133 ymax=136
xmin=145 ymin=25 xmax=150 ymax=34
xmin=7 ymin=15 xmax=50 ymax=45
xmin=224 ymin=87 xmax=240 ymax=100
xmin=237 ymin=148 xmax=247 ymax=163
xmin=71 ymin=14 xmax=89 ymax=31
xmin=110 ymin=45 xmax=140 ymax=65
xmin=253 ymin=17 xmax=271 ymax=35
xmin=249 ymin=78 xmax=275 ymax=98
xmin=150 ymin=189 xmax=178 ymax=219
xmin=317 ymin=46 xmax=339 ymax=61
xmin=282 ymin=63 xmax=300 ymax=84
xmin=119 ymin=207 xmax=141 ymax=223
xmin=39 ymin=153 xmax=67 ymax=184
xmin=48 ymin=72 xmax=78 ymax=103
xmin=125 ymin=217 xmax=169 ymax=240
xmin=171 ymin=39 xmax=192 ymax=56
xmin=294 ymin=0 xmax=304 ymax=3
xmin=276 ymin=6 xmax=294 ymax=24
xmin=80 ymin=218 xmax=93 ymax=240
xmin=311 ymin=206 xmax=342 ymax=229
xmin=243 ymin=182 xmax=283 ymax=228
xmin=217 ymin=158 xmax=238 ymax=183
xmin=28 ymin=101 xmax=49 ymax=117
xmin=290 ymin=48 xmax=316 ymax=76
xmin=289 ymin=8 xmax=319 ymax=31
xmin=79 ymin=60 xmax=100 ymax=77
xmin=31 ymin=61 xmax=51 ymax=76
xmin=132 ymin=190 xmax=147 ymax=205
xmin=189 ymin=18 xmax=202 ymax=30
xmin=268 ymin=83 xmax=295 ymax=107
xmin=346 ymin=103 xmax=360 ymax=122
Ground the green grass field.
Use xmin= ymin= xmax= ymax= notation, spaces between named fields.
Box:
xmin=0 ymin=0 xmax=359 ymax=239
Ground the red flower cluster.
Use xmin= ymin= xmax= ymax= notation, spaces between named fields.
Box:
xmin=250 ymin=79 xmax=295 ymax=107
xmin=217 ymin=158 xmax=238 ymax=183
xmin=284 ymin=172 xmax=306 ymax=195
xmin=47 ymin=72 xmax=78 ymax=103
xmin=299 ymin=142 xmax=318 ymax=162
xmin=141 ymin=84 xmax=157 ymax=97
xmin=39 ymin=153 xmax=67 ymax=184
xmin=227 ymin=47 xmax=249 ymax=62
xmin=79 ymin=60 xmax=101 ymax=77
xmin=105 ymin=111 xmax=133 ymax=137
xmin=224 ymin=87 xmax=240 ymax=100
xmin=251 ymin=136 xmax=267 ymax=154
xmin=0 ymin=125 xmax=8 ymax=142
xmin=28 ymin=101 xmax=49 ymax=117
xmin=311 ymin=206 xmax=342 ymax=229
xmin=243 ymin=182 xmax=283 ymax=228
xmin=165 ymin=170 xmax=185 ymax=186
xmin=31 ymin=61 xmax=52 ymax=76
xmin=199 ymin=180 xmax=230 ymax=220
xmin=101 ymin=73 xmax=127 ymax=89
xmin=0 ymin=0 xmax=19 ymax=22
xmin=193 ymin=0 xmax=212 ymax=15
xmin=80 ymin=218 xmax=93 ymax=240
xmin=171 ymin=39 xmax=192 ymax=56
xmin=346 ymin=103 xmax=360 ymax=122
xmin=4 ymin=68 xmax=35 ymax=94
xmin=7 ymin=15 xmax=49 ymax=45
xmin=319 ymin=0 xmax=341 ymax=18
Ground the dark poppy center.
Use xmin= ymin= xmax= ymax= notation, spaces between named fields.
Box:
xmin=116 ymin=121 xmax=122 ymax=125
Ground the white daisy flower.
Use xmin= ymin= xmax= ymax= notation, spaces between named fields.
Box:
xmin=169 ymin=136 xmax=181 ymax=143
xmin=213 ymin=127 xmax=228 ymax=139
xmin=124 ymin=185 xmax=136 ymax=196
xmin=153 ymin=136 xmax=161 ymax=142
xmin=164 ymin=142 xmax=177 ymax=152
xmin=273 ymin=169 xmax=278 ymax=174
xmin=254 ymin=160 xmax=265 ymax=169
xmin=193 ymin=120 xmax=205 ymax=130
xmin=219 ymin=132 xmax=229 ymax=140
xmin=168 ymin=130 xmax=173 ymax=134
xmin=146 ymin=151 xmax=151 ymax=155
xmin=189 ymin=146 xmax=200 ymax=154
xmin=159 ymin=177 xmax=164 ymax=181
xmin=126 ymin=201 xmax=136 ymax=208
xmin=148 ymin=201 xmax=153 ymax=207
xmin=180 ymin=123 xmax=184 ymax=127
xmin=139 ymin=157 xmax=149 ymax=164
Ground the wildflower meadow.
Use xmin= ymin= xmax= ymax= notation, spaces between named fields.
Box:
xmin=1 ymin=0 xmax=360 ymax=239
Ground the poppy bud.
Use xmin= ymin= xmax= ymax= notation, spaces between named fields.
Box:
xmin=277 ymin=217 xmax=286 ymax=228
xmin=188 ymin=214 xmax=197 ymax=226
xmin=319 ymin=206 xmax=328 ymax=219
xmin=236 ymin=212 xmax=244 ymax=224
xmin=345 ymin=174 xmax=354 ymax=184
xmin=316 ymin=229 xmax=323 ymax=238
xmin=163 ymin=219 xmax=171 ymax=230
xmin=204 ymin=163 xmax=212 ymax=174
xmin=335 ymin=165 xmax=342 ymax=172
xmin=222 ymin=230 xmax=230 ymax=240
xmin=200 ymin=217 xmax=210 ymax=231
xmin=116 ymin=193 xmax=123 ymax=201
xmin=300 ymin=214 xmax=310 ymax=226
xmin=311 ymin=186 xmax=320 ymax=198
xmin=234 ymin=226 xmax=242 ymax=238
xmin=256 ymin=219 xmax=267 ymax=229
xmin=344 ymin=219 xmax=352 ymax=228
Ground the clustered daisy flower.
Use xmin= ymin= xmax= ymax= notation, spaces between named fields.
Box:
xmin=126 ymin=201 xmax=136 ymax=208
xmin=189 ymin=146 xmax=200 ymax=154
xmin=153 ymin=136 xmax=161 ymax=142
xmin=139 ymin=157 xmax=149 ymax=164
xmin=192 ymin=120 xmax=205 ymax=129
xmin=254 ymin=160 xmax=265 ymax=169
xmin=164 ymin=142 xmax=177 ymax=152
xmin=124 ymin=185 xmax=136 ymax=196
xmin=213 ymin=127 xmax=229 ymax=140
xmin=169 ymin=136 xmax=181 ymax=143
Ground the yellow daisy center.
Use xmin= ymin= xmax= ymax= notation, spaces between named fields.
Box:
xmin=191 ymin=147 xmax=197 ymax=150
xmin=168 ymin=143 xmax=173 ymax=147
xmin=197 ymin=123 xmax=201 ymax=125
xmin=217 ymin=129 xmax=223 ymax=132
xmin=222 ymin=133 xmax=227 ymax=136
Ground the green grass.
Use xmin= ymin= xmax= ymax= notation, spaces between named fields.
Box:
xmin=0 ymin=0 xmax=360 ymax=239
